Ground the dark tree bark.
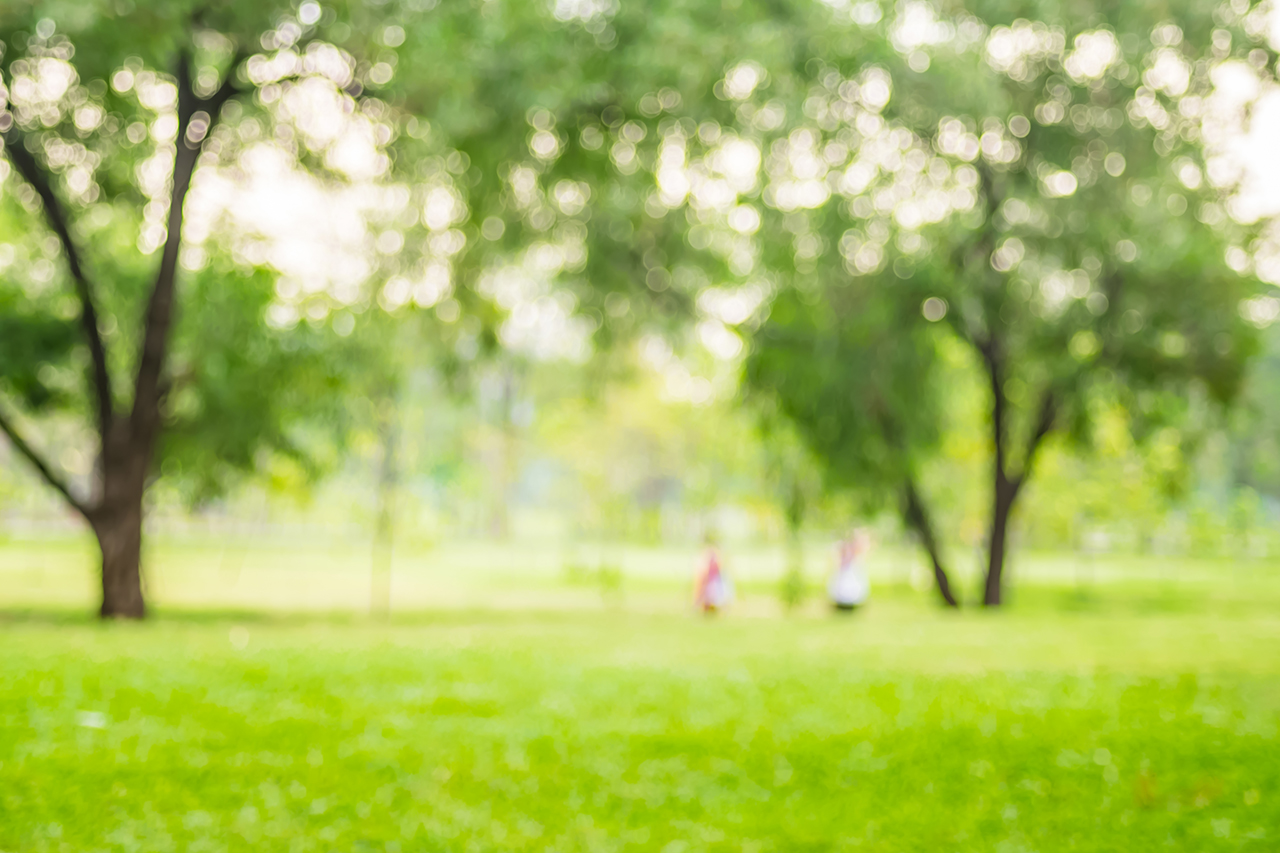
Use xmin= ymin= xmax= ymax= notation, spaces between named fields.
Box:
xmin=0 ymin=404 xmax=89 ymax=517
xmin=901 ymin=476 xmax=959 ymax=608
xmin=2 ymin=130 xmax=114 ymax=437
xmin=978 ymin=336 xmax=1057 ymax=607
xmin=865 ymin=406 xmax=957 ymax=607
xmin=982 ymin=474 xmax=1017 ymax=607
xmin=0 ymin=53 xmax=244 ymax=619
xmin=92 ymin=495 xmax=146 ymax=619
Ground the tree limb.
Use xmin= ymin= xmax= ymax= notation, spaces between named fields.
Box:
xmin=0 ymin=398 xmax=90 ymax=520
xmin=902 ymin=476 xmax=959 ymax=608
xmin=866 ymin=404 xmax=959 ymax=609
xmin=1013 ymin=387 xmax=1058 ymax=495
xmin=130 ymin=51 xmax=245 ymax=445
xmin=1 ymin=129 xmax=115 ymax=439
xmin=975 ymin=161 xmax=1003 ymax=224
xmin=977 ymin=333 xmax=1009 ymax=487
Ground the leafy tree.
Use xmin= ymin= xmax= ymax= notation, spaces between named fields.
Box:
xmin=897 ymin=0 xmax=1267 ymax=603
xmin=739 ymin=0 xmax=1267 ymax=605
xmin=0 ymin=2 xmax=412 ymax=617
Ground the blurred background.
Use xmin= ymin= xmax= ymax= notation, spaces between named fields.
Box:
xmin=2 ymin=0 xmax=1280 ymax=848
xmin=0 ymin=0 xmax=1277 ymax=616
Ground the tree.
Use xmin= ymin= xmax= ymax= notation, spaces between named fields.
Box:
xmin=0 ymin=2 xmax=420 ymax=617
xmin=732 ymin=0 xmax=1268 ymax=605
xmin=895 ymin=1 xmax=1267 ymax=603
xmin=746 ymin=263 xmax=961 ymax=607
xmin=2 ymin=8 xmax=249 ymax=617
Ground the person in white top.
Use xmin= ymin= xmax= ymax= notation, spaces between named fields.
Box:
xmin=830 ymin=529 xmax=871 ymax=612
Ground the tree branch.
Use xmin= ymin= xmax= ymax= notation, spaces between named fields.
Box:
xmin=865 ymin=401 xmax=959 ymax=609
xmin=130 ymin=50 xmax=245 ymax=445
xmin=902 ymin=476 xmax=959 ymax=608
xmin=975 ymin=161 xmax=1003 ymax=225
xmin=0 ymin=398 xmax=90 ymax=520
xmin=977 ymin=334 xmax=1009 ymax=486
xmin=1013 ymin=387 xmax=1058 ymax=496
xmin=1 ymin=129 xmax=114 ymax=439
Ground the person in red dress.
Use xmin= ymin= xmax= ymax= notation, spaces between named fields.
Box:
xmin=694 ymin=536 xmax=732 ymax=613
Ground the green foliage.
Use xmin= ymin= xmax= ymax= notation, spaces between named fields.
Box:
xmin=158 ymin=262 xmax=369 ymax=503
xmin=0 ymin=0 xmax=890 ymax=518
xmin=0 ymin=0 xmax=406 ymax=511
xmin=884 ymin=1 xmax=1265 ymax=447
xmin=382 ymin=0 xmax=886 ymax=328
xmin=747 ymin=262 xmax=945 ymax=507
xmin=528 ymin=548 xmax=626 ymax=594
xmin=0 ymin=291 xmax=78 ymax=411
xmin=1014 ymin=408 xmax=1184 ymax=551
xmin=595 ymin=561 xmax=625 ymax=602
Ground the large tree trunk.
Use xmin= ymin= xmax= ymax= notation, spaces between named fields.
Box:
xmin=901 ymin=478 xmax=959 ymax=608
xmin=92 ymin=423 xmax=153 ymax=619
xmin=93 ymin=497 xmax=146 ymax=619
xmin=983 ymin=478 xmax=1017 ymax=607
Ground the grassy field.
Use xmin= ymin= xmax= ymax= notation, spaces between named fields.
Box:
xmin=2 ymin=534 xmax=1280 ymax=850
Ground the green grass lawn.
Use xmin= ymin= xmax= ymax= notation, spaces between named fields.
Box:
xmin=3 ymin=592 xmax=1279 ymax=851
